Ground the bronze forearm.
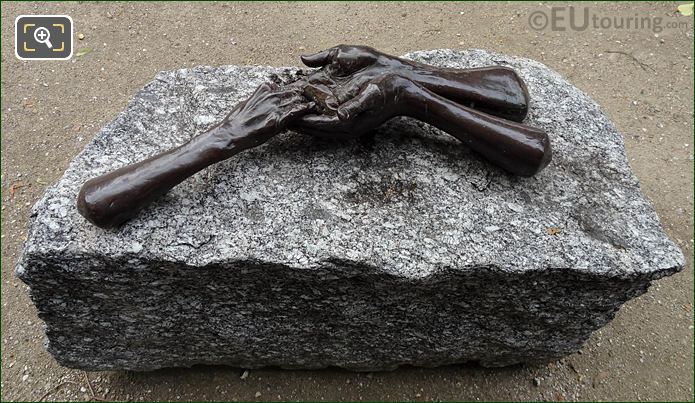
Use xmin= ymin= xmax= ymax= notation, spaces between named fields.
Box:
xmin=77 ymin=83 xmax=313 ymax=228
xmin=404 ymin=81 xmax=550 ymax=177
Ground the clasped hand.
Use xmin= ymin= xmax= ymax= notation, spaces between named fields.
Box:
xmin=291 ymin=45 xmax=551 ymax=178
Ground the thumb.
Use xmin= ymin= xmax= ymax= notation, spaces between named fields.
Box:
xmin=337 ymin=83 xmax=383 ymax=121
xmin=300 ymin=48 xmax=335 ymax=68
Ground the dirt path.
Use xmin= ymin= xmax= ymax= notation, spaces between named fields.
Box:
xmin=1 ymin=2 xmax=692 ymax=401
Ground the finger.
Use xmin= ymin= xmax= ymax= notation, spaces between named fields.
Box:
xmin=284 ymin=78 xmax=308 ymax=91
xmin=280 ymin=102 xmax=317 ymax=125
xmin=244 ymin=82 xmax=273 ymax=108
xmin=333 ymin=75 xmax=371 ymax=104
xmin=337 ymin=83 xmax=384 ymax=120
xmin=324 ymin=95 xmax=339 ymax=110
xmin=295 ymin=113 xmax=341 ymax=130
xmin=252 ymin=82 xmax=278 ymax=98
xmin=303 ymin=83 xmax=339 ymax=111
xmin=289 ymin=113 xmax=340 ymax=137
xmin=271 ymin=85 xmax=305 ymax=102
xmin=252 ymin=83 xmax=269 ymax=95
xmin=277 ymin=92 xmax=309 ymax=109
xmin=306 ymin=71 xmax=335 ymax=86
xmin=275 ymin=85 xmax=304 ymax=96
xmin=300 ymin=48 xmax=336 ymax=68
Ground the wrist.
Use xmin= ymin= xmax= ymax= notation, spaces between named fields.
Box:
xmin=189 ymin=125 xmax=245 ymax=160
xmin=393 ymin=77 xmax=427 ymax=119
xmin=396 ymin=57 xmax=437 ymax=82
xmin=404 ymin=62 xmax=463 ymax=91
xmin=400 ymin=82 xmax=437 ymax=123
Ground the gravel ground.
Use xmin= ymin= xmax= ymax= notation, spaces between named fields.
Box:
xmin=1 ymin=2 xmax=693 ymax=401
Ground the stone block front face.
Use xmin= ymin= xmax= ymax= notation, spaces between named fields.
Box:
xmin=16 ymin=50 xmax=684 ymax=371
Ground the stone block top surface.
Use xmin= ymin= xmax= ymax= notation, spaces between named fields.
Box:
xmin=19 ymin=49 xmax=684 ymax=280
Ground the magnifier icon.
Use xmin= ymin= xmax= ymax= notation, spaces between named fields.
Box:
xmin=34 ymin=27 xmax=53 ymax=49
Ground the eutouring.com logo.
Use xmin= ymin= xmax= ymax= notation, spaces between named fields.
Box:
xmin=15 ymin=15 xmax=73 ymax=60
xmin=528 ymin=6 xmax=693 ymax=33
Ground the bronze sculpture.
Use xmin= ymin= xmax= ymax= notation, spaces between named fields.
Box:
xmin=77 ymin=45 xmax=552 ymax=229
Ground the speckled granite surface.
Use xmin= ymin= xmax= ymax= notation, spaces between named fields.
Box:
xmin=16 ymin=49 xmax=684 ymax=370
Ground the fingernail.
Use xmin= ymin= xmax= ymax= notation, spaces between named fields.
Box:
xmin=325 ymin=96 xmax=339 ymax=110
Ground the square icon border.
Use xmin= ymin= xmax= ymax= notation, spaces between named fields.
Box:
xmin=15 ymin=14 xmax=74 ymax=61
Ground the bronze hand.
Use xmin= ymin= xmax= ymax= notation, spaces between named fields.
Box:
xmin=305 ymin=73 xmax=551 ymax=177
xmin=298 ymin=44 xmax=530 ymax=123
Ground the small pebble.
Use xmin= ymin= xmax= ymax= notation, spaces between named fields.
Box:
xmin=77 ymin=33 xmax=85 ymax=40
xmin=240 ymin=370 xmax=249 ymax=380
xmin=255 ymin=391 xmax=262 ymax=398
xmin=533 ymin=377 xmax=541 ymax=386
